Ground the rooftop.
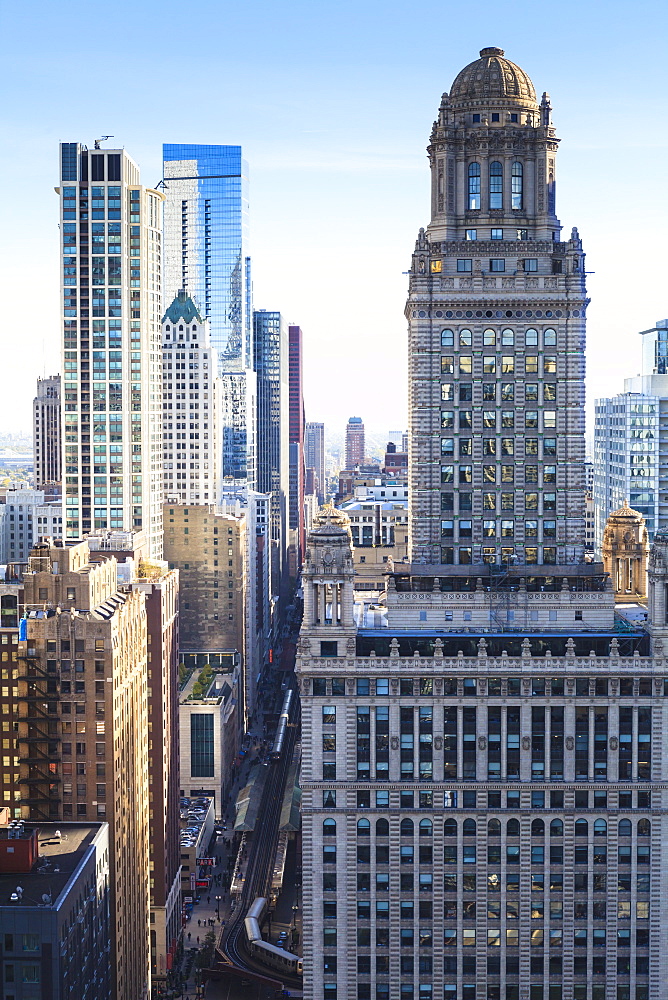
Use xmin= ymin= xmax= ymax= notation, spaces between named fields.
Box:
xmin=0 ymin=823 xmax=101 ymax=909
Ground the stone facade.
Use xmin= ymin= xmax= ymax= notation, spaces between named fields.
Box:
xmin=602 ymin=502 xmax=649 ymax=601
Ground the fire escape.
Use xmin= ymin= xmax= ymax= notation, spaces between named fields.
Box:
xmin=17 ymin=646 xmax=61 ymax=821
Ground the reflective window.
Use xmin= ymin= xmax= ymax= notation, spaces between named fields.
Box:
xmin=468 ymin=163 xmax=481 ymax=209
xmin=489 ymin=162 xmax=503 ymax=209
xmin=511 ymin=162 xmax=523 ymax=209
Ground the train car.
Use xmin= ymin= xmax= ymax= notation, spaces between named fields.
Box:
xmin=271 ymin=689 xmax=293 ymax=760
xmin=244 ymin=896 xmax=302 ymax=975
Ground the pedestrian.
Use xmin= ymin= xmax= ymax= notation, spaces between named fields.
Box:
xmin=197 ymin=919 xmax=201 ymax=927
xmin=187 ymin=932 xmax=191 ymax=941
xmin=207 ymin=896 xmax=211 ymax=905
xmin=197 ymin=935 xmax=200 ymax=945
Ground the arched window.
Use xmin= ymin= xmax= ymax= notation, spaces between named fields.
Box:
xmin=441 ymin=329 xmax=454 ymax=348
xmin=511 ymin=162 xmax=523 ymax=210
xmin=468 ymin=163 xmax=481 ymax=210
xmin=575 ymin=819 xmax=588 ymax=837
xmin=443 ymin=818 xmax=457 ymax=837
xmin=507 ymin=819 xmax=520 ymax=836
xmin=618 ymin=819 xmax=632 ymax=836
xmin=419 ymin=818 xmax=433 ymax=837
xmin=488 ymin=819 xmax=501 ymax=837
xmin=594 ymin=819 xmax=607 ymax=837
xmin=376 ymin=818 xmax=389 ymax=836
xmin=550 ymin=819 xmax=563 ymax=836
xmin=400 ymin=818 xmax=414 ymax=836
xmin=323 ymin=818 xmax=336 ymax=836
xmin=357 ymin=818 xmax=370 ymax=836
xmin=531 ymin=819 xmax=545 ymax=837
xmin=638 ymin=819 xmax=651 ymax=836
xmin=543 ymin=328 xmax=557 ymax=347
xmin=489 ymin=161 xmax=503 ymax=209
xmin=463 ymin=819 xmax=476 ymax=836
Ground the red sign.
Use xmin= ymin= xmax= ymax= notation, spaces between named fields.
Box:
xmin=197 ymin=857 xmax=215 ymax=866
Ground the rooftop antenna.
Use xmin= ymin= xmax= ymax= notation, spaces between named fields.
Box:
xmin=94 ymin=136 xmax=114 ymax=149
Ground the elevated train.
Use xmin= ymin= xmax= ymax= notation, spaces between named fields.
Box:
xmin=244 ymin=896 xmax=302 ymax=976
xmin=270 ymin=688 xmax=293 ymax=760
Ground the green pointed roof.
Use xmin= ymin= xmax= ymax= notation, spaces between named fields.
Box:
xmin=162 ymin=289 xmax=204 ymax=325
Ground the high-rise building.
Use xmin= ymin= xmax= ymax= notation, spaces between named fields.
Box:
xmin=296 ymin=48 xmax=668 ymax=1000
xmin=33 ymin=375 xmax=61 ymax=495
xmin=58 ymin=143 xmax=164 ymax=557
xmin=305 ymin=421 xmax=325 ymax=502
xmin=0 ymin=821 xmax=111 ymax=1000
xmin=162 ymin=145 xmax=254 ymax=485
xmin=593 ymin=320 xmax=668 ymax=549
xmin=345 ymin=416 xmax=365 ymax=469
xmin=161 ymin=290 xmax=221 ymax=503
xmin=407 ymin=49 xmax=586 ymax=566
xmin=254 ymin=310 xmax=290 ymax=596
xmin=162 ymin=145 xmax=251 ymax=371
xmin=19 ymin=539 xmax=151 ymax=999
xmin=289 ymin=324 xmax=306 ymax=575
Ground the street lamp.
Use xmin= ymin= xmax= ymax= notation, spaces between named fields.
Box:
xmin=215 ymin=894 xmax=221 ymax=920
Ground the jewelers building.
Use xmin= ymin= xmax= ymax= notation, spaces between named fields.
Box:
xmin=296 ymin=48 xmax=668 ymax=1000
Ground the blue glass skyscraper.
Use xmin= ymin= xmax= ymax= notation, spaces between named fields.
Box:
xmin=162 ymin=145 xmax=252 ymax=371
xmin=162 ymin=144 xmax=255 ymax=485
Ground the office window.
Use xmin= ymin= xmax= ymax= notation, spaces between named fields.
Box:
xmin=468 ymin=162 xmax=481 ymax=209
xmin=490 ymin=259 xmax=505 ymax=272
xmin=457 ymin=259 xmax=472 ymax=272
xmin=489 ymin=162 xmax=503 ymax=209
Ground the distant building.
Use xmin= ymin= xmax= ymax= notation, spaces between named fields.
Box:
xmin=162 ymin=291 xmax=221 ymax=503
xmin=0 ymin=821 xmax=111 ymax=1000
xmin=305 ymin=421 xmax=325 ymax=502
xmin=20 ymin=539 xmax=151 ymax=999
xmin=288 ymin=325 xmax=305 ymax=575
xmin=0 ymin=486 xmax=62 ymax=564
xmin=382 ymin=441 xmax=408 ymax=476
xmin=345 ymin=416 xmax=365 ymax=469
xmin=338 ymin=496 xmax=409 ymax=592
xmin=602 ymin=501 xmax=649 ymax=601
xmin=254 ymin=311 xmax=290 ymax=596
xmin=594 ymin=320 xmax=668 ymax=550
xmin=33 ymin=375 xmax=61 ymax=494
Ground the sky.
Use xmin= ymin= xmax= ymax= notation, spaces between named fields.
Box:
xmin=1 ymin=0 xmax=667 ymax=443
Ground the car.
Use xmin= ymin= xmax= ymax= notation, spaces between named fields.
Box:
xmin=277 ymin=931 xmax=288 ymax=944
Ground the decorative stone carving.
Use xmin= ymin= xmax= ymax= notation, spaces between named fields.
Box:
xmin=391 ymin=737 xmax=399 ymax=751
xmin=434 ymin=736 xmax=443 ymax=751
xmin=346 ymin=678 xmax=355 ymax=693
xmin=522 ymin=736 xmax=531 ymax=751
xmin=478 ymin=736 xmax=487 ymax=751
xmin=565 ymin=736 xmax=574 ymax=751
xmin=609 ymin=737 xmax=619 ymax=751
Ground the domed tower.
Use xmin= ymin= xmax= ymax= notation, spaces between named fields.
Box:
xmin=301 ymin=505 xmax=356 ymax=656
xmin=601 ymin=501 xmax=649 ymax=600
xmin=407 ymin=48 xmax=588 ymax=568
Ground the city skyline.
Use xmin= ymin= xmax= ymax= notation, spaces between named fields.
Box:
xmin=2 ymin=0 xmax=667 ymax=436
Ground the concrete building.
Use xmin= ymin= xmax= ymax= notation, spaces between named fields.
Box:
xmin=0 ymin=486 xmax=62 ymax=565
xmin=178 ymin=657 xmax=241 ymax=814
xmin=162 ymin=290 xmax=221 ymax=503
xmin=163 ymin=501 xmax=245 ymax=657
xmin=58 ymin=142 xmax=164 ymax=556
xmin=345 ymin=416 xmax=365 ymax=470
xmin=338 ymin=497 xmax=410 ymax=593
xmin=289 ymin=324 xmax=306 ymax=577
xmin=593 ymin=321 xmax=668 ymax=550
xmin=383 ymin=441 xmax=408 ymax=476
xmin=602 ymin=501 xmax=649 ymax=601
xmin=0 ymin=821 xmax=111 ymax=1000
xmin=295 ymin=48 xmax=668 ymax=1000
xmin=86 ymin=532 xmax=182 ymax=984
xmin=19 ymin=539 xmax=151 ymax=999
xmin=305 ymin=421 xmax=325 ymax=503
xmin=254 ymin=310 xmax=290 ymax=598
xmin=33 ymin=375 xmax=61 ymax=495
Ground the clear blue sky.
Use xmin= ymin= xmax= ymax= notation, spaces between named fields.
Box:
xmin=1 ymin=0 xmax=666 ymax=442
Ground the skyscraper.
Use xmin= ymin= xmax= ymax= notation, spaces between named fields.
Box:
xmin=254 ymin=310 xmax=290 ymax=595
xmin=162 ymin=145 xmax=251 ymax=371
xmin=296 ymin=48 xmax=665 ymax=1000
xmin=33 ymin=375 xmax=61 ymax=494
xmin=345 ymin=416 xmax=365 ymax=469
xmin=305 ymin=421 xmax=325 ymax=502
xmin=58 ymin=143 xmax=164 ymax=558
xmin=161 ymin=290 xmax=221 ymax=503
xmin=162 ymin=145 xmax=255 ymax=485
xmin=593 ymin=319 xmax=668 ymax=549
xmin=289 ymin=324 xmax=306 ymax=572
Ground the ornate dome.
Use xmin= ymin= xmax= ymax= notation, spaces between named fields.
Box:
xmin=449 ymin=47 xmax=537 ymax=110
xmin=607 ymin=500 xmax=644 ymax=522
